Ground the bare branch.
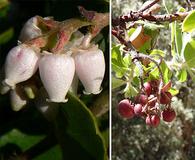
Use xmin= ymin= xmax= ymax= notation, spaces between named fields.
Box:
xmin=112 ymin=11 xmax=189 ymax=26
xmin=138 ymin=0 xmax=160 ymax=13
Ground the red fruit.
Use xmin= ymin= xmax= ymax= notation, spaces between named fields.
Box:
xmin=143 ymin=82 xmax=152 ymax=95
xmin=139 ymin=94 xmax=148 ymax=105
xmin=118 ymin=99 xmax=134 ymax=119
xmin=145 ymin=115 xmax=160 ymax=127
xmin=159 ymin=92 xmax=172 ymax=104
xmin=134 ymin=104 xmax=143 ymax=116
xmin=162 ymin=108 xmax=176 ymax=122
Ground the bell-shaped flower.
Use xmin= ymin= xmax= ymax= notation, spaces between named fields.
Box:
xmin=74 ymin=45 xmax=105 ymax=94
xmin=3 ymin=45 xmax=39 ymax=89
xmin=39 ymin=52 xmax=75 ymax=103
xmin=19 ymin=16 xmax=42 ymax=42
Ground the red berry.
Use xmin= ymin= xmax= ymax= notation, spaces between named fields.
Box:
xmin=162 ymin=108 xmax=176 ymax=122
xmin=159 ymin=92 xmax=172 ymax=104
xmin=134 ymin=104 xmax=143 ymax=116
xmin=145 ymin=115 xmax=160 ymax=127
xmin=118 ymin=99 xmax=134 ymax=119
xmin=135 ymin=94 xmax=148 ymax=105
xmin=143 ymin=82 xmax=152 ymax=95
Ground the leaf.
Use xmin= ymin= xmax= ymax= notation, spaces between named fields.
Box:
xmin=34 ymin=145 xmax=63 ymax=160
xmin=183 ymin=39 xmax=195 ymax=68
xmin=160 ymin=61 xmax=172 ymax=83
xmin=124 ymin=83 xmax=138 ymax=98
xmin=177 ymin=69 xmax=187 ymax=82
xmin=0 ymin=28 xmax=14 ymax=45
xmin=112 ymin=77 xmax=126 ymax=89
xmin=175 ymin=22 xmax=183 ymax=55
xmin=55 ymin=92 xmax=107 ymax=160
xmin=169 ymin=88 xmax=179 ymax=96
xmin=182 ymin=10 xmax=195 ymax=32
xmin=0 ymin=129 xmax=45 ymax=152
xmin=112 ymin=45 xmax=130 ymax=78
xmin=150 ymin=49 xmax=165 ymax=57
xmin=171 ymin=22 xmax=176 ymax=56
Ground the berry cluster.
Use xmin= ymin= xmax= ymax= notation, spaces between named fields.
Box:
xmin=117 ymin=80 xmax=176 ymax=127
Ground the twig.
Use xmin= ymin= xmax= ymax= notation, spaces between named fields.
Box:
xmin=132 ymin=53 xmax=164 ymax=85
xmin=138 ymin=0 xmax=160 ymax=13
xmin=112 ymin=11 xmax=189 ymax=26
xmin=112 ymin=29 xmax=132 ymax=50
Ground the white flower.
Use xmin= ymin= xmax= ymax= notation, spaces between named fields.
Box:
xmin=3 ymin=45 xmax=39 ymax=89
xmin=74 ymin=46 xmax=105 ymax=94
xmin=19 ymin=16 xmax=42 ymax=42
xmin=39 ymin=53 xmax=75 ymax=103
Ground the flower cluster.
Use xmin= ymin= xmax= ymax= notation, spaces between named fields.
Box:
xmin=0 ymin=11 xmax=108 ymax=112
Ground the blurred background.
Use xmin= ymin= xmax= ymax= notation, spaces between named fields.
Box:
xmin=112 ymin=0 xmax=195 ymax=160
xmin=0 ymin=0 xmax=109 ymax=159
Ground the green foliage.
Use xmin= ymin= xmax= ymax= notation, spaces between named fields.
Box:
xmin=112 ymin=45 xmax=131 ymax=78
xmin=55 ymin=92 xmax=108 ymax=160
xmin=0 ymin=28 xmax=14 ymax=45
xmin=184 ymin=39 xmax=195 ymax=68
xmin=182 ymin=10 xmax=195 ymax=33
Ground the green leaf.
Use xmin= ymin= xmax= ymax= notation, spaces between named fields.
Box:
xmin=171 ymin=22 xmax=176 ymax=56
xmin=175 ymin=22 xmax=183 ymax=55
xmin=112 ymin=45 xmax=126 ymax=68
xmin=177 ymin=69 xmax=187 ymax=82
xmin=182 ymin=10 xmax=195 ymax=32
xmin=34 ymin=145 xmax=62 ymax=160
xmin=112 ymin=77 xmax=125 ymax=89
xmin=112 ymin=45 xmax=130 ymax=78
xmin=127 ymin=28 xmax=136 ymax=36
xmin=150 ymin=49 xmax=165 ymax=57
xmin=183 ymin=39 xmax=195 ymax=68
xmin=124 ymin=83 xmax=138 ymax=98
xmin=55 ymin=92 xmax=107 ymax=160
xmin=0 ymin=28 xmax=14 ymax=45
xmin=160 ymin=61 xmax=172 ymax=83
xmin=0 ymin=129 xmax=45 ymax=152
xmin=169 ymin=88 xmax=179 ymax=96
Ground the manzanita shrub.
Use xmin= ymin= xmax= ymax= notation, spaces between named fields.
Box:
xmin=0 ymin=4 xmax=109 ymax=160
xmin=112 ymin=0 xmax=195 ymax=127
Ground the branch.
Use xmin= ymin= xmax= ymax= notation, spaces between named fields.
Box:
xmin=132 ymin=53 xmax=164 ymax=85
xmin=112 ymin=29 xmax=132 ymax=50
xmin=112 ymin=11 xmax=189 ymax=26
xmin=138 ymin=0 xmax=160 ymax=13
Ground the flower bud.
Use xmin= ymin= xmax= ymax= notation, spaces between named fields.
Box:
xmin=39 ymin=53 xmax=75 ymax=103
xmin=19 ymin=16 xmax=42 ymax=42
xmin=3 ymin=45 xmax=39 ymax=89
xmin=74 ymin=46 xmax=105 ymax=94
xmin=10 ymin=85 xmax=27 ymax=111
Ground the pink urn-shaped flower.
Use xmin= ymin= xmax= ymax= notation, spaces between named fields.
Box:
xmin=3 ymin=45 xmax=39 ymax=89
xmin=19 ymin=16 xmax=42 ymax=42
xmin=74 ymin=45 xmax=105 ymax=94
xmin=39 ymin=53 xmax=75 ymax=103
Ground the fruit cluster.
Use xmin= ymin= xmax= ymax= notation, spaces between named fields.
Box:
xmin=117 ymin=80 xmax=176 ymax=127
xmin=0 ymin=8 xmax=108 ymax=112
